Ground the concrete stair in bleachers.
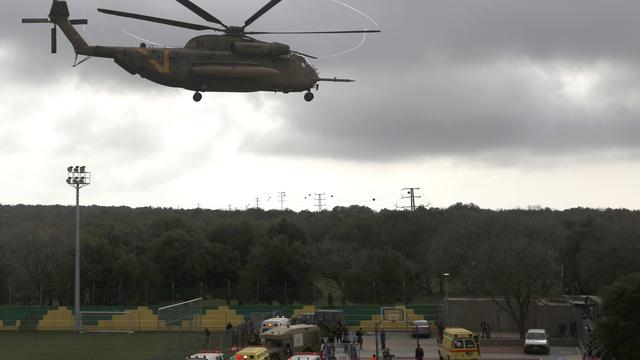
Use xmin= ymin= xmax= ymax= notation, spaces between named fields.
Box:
xmin=200 ymin=306 xmax=245 ymax=331
xmin=292 ymin=305 xmax=316 ymax=316
xmin=37 ymin=307 xmax=74 ymax=331
xmin=0 ymin=320 xmax=21 ymax=331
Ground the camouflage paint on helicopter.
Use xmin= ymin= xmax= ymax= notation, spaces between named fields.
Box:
xmin=23 ymin=0 xmax=380 ymax=102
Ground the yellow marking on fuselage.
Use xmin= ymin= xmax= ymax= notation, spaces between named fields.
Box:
xmin=135 ymin=48 xmax=171 ymax=74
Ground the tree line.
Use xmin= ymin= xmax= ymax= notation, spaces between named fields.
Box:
xmin=1 ymin=204 xmax=639 ymax=314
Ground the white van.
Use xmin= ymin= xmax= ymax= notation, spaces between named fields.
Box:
xmin=261 ymin=317 xmax=291 ymax=334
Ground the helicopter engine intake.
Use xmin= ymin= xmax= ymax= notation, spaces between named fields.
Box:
xmin=231 ymin=41 xmax=290 ymax=58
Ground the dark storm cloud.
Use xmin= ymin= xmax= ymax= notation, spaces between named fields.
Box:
xmin=245 ymin=60 xmax=640 ymax=162
xmin=243 ymin=0 xmax=640 ymax=162
xmin=7 ymin=1 xmax=640 ymax=163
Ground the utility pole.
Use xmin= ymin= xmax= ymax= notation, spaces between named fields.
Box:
xmin=277 ymin=192 xmax=286 ymax=210
xmin=314 ymin=193 xmax=327 ymax=211
xmin=401 ymin=187 xmax=421 ymax=211
xmin=254 ymin=197 xmax=261 ymax=209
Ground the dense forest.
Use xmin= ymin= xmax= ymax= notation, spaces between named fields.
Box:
xmin=1 ymin=204 xmax=639 ymax=309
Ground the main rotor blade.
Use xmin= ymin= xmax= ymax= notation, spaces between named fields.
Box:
xmin=245 ymin=29 xmax=381 ymax=35
xmin=98 ymin=8 xmax=225 ymax=32
xmin=244 ymin=0 xmax=282 ymax=29
xmin=293 ymin=50 xmax=317 ymax=59
xmin=175 ymin=0 xmax=227 ymax=29
xmin=69 ymin=19 xmax=88 ymax=25
xmin=22 ymin=18 xmax=51 ymax=23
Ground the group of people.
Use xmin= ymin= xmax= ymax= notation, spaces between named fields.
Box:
xmin=202 ymin=322 xmax=235 ymax=348
xmin=321 ymin=324 xmax=362 ymax=360
xmin=327 ymin=322 xmax=364 ymax=349
xmin=479 ymin=319 xmax=492 ymax=339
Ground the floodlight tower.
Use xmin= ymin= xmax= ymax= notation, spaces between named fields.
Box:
xmin=443 ymin=272 xmax=450 ymax=326
xmin=66 ymin=165 xmax=91 ymax=332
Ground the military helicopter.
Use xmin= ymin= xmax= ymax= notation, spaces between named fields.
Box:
xmin=23 ymin=0 xmax=380 ymax=102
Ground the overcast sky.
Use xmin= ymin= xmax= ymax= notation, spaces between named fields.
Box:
xmin=2 ymin=0 xmax=640 ymax=211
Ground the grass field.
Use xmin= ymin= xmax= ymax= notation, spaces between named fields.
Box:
xmin=0 ymin=332 xmax=158 ymax=360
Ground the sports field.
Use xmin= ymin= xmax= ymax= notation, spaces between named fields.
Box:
xmin=0 ymin=332 xmax=158 ymax=360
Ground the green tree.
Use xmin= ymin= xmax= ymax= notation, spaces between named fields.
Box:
xmin=342 ymin=248 xmax=417 ymax=304
xmin=462 ymin=213 xmax=560 ymax=338
xmin=240 ymin=219 xmax=312 ymax=303
xmin=596 ymin=273 xmax=640 ymax=360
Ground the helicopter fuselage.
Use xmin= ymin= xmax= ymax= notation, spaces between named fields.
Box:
xmin=24 ymin=0 xmax=371 ymax=101
xmin=80 ymin=35 xmax=320 ymax=93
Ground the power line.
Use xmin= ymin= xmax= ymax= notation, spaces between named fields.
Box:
xmin=278 ymin=192 xmax=286 ymax=210
xmin=306 ymin=192 xmax=333 ymax=211
xmin=400 ymin=187 xmax=421 ymax=211
xmin=315 ymin=193 xmax=326 ymax=211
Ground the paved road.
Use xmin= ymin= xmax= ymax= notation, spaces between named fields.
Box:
xmin=354 ymin=332 xmax=581 ymax=360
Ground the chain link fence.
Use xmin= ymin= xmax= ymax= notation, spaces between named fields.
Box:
xmin=1 ymin=281 xmax=434 ymax=306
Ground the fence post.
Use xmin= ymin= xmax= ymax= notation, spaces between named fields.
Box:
xmin=313 ymin=281 xmax=316 ymax=304
xmin=403 ymin=281 xmax=407 ymax=305
xmin=373 ymin=280 xmax=376 ymax=304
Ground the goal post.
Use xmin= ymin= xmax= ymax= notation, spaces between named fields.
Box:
xmin=380 ymin=307 xmax=406 ymax=322
xmin=156 ymin=297 xmax=203 ymax=360
xmin=80 ymin=310 xmax=134 ymax=333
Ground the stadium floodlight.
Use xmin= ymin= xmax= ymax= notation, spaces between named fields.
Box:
xmin=66 ymin=165 xmax=91 ymax=333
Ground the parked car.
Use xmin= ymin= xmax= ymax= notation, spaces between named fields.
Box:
xmin=411 ymin=320 xmax=432 ymax=338
xmin=523 ymin=329 xmax=550 ymax=355
xmin=186 ymin=352 xmax=226 ymax=360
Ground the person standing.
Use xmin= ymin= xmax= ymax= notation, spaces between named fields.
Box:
xmin=559 ymin=321 xmax=567 ymax=338
xmin=485 ymin=321 xmax=492 ymax=339
xmin=356 ymin=328 xmax=364 ymax=350
xmin=480 ymin=319 xmax=487 ymax=339
xmin=437 ymin=321 xmax=444 ymax=342
xmin=380 ymin=330 xmax=386 ymax=350
xmin=203 ymin=327 xmax=211 ymax=348
xmin=415 ymin=345 xmax=424 ymax=360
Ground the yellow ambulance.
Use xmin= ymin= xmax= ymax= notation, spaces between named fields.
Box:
xmin=234 ymin=347 xmax=270 ymax=360
xmin=437 ymin=328 xmax=479 ymax=360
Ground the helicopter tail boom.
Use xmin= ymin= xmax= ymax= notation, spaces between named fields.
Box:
xmin=49 ymin=1 xmax=89 ymax=52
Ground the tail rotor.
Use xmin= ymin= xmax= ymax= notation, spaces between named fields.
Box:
xmin=22 ymin=1 xmax=87 ymax=54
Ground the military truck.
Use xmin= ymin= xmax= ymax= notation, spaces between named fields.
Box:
xmin=260 ymin=324 xmax=321 ymax=360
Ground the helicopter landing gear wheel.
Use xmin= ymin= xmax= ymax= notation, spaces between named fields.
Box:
xmin=304 ymin=91 xmax=314 ymax=102
xmin=193 ymin=92 xmax=202 ymax=102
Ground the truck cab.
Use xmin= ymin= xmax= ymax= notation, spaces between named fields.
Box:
xmin=261 ymin=317 xmax=291 ymax=334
